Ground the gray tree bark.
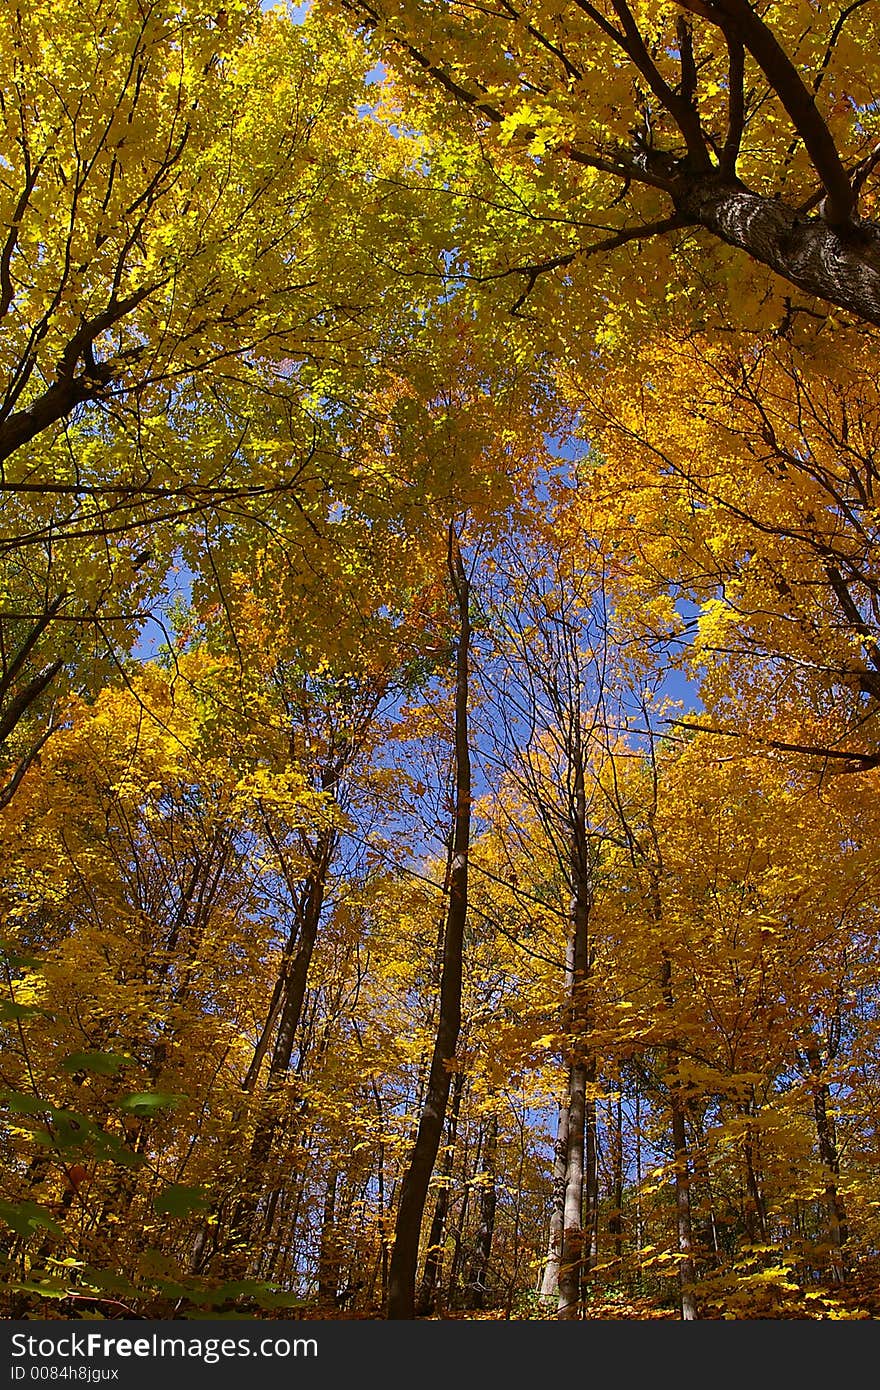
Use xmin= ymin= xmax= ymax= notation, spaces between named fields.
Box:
xmin=556 ymin=744 xmax=594 ymax=1320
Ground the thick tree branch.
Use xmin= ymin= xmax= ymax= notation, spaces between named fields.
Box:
xmin=675 ymin=0 xmax=855 ymax=226
xmin=673 ymin=175 xmax=880 ymax=326
xmin=0 ymin=286 xmax=154 ymax=464
xmin=671 ymin=719 xmax=880 ymax=772
xmin=0 ymin=591 xmax=67 ymax=706
xmin=676 ymin=15 xmax=697 ymax=108
xmin=609 ymin=0 xmax=711 ymax=170
xmin=719 ymin=26 xmax=745 ymax=177
xmin=0 ymin=659 xmax=64 ymax=747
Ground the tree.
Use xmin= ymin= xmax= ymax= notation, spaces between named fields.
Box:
xmin=6 ymin=0 xmax=880 ymax=1324
xmin=564 ymin=325 xmax=880 ymax=773
xmin=477 ymin=523 xmax=610 ymax=1317
xmin=327 ymin=0 xmax=880 ymax=330
xmin=0 ymin=0 xmax=451 ymax=798
xmin=386 ymin=526 xmax=473 ymax=1319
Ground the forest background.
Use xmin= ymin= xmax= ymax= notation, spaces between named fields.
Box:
xmin=2 ymin=0 xmax=880 ymax=1322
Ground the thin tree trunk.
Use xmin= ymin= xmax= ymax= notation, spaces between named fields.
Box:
xmin=316 ymin=1171 xmax=340 ymax=1306
xmin=386 ymin=531 xmax=471 ymax=1320
xmin=417 ymin=1069 xmax=465 ymax=1315
xmin=465 ymin=1112 xmax=498 ymax=1309
xmin=660 ymin=950 xmax=698 ymax=1321
xmin=557 ymin=744 xmax=593 ymax=1320
xmin=805 ymin=1044 xmax=848 ymax=1283
xmin=581 ymin=1073 xmax=599 ymax=1301
xmin=539 ymin=1094 xmax=570 ymax=1307
xmin=634 ymin=1082 xmax=644 ymax=1294
xmin=233 ymin=825 xmax=336 ymax=1256
xmin=687 ymin=1104 xmax=721 ymax=1267
xmin=740 ymin=1116 xmax=769 ymax=1244
xmin=446 ymin=1122 xmax=479 ymax=1307
xmin=608 ymin=1093 xmax=624 ymax=1264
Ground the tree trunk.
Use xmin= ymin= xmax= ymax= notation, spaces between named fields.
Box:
xmin=557 ymin=1061 xmax=587 ymax=1319
xmin=608 ymin=1093 xmax=624 ymax=1265
xmin=317 ymin=1170 xmax=340 ymax=1307
xmin=660 ymin=951 xmax=698 ymax=1321
xmin=557 ymin=745 xmax=593 ymax=1320
xmin=805 ymin=1044 xmax=848 ymax=1283
xmin=386 ymin=532 xmax=471 ymax=1320
xmin=446 ymin=1118 xmax=478 ymax=1307
xmin=417 ymin=1069 xmax=465 ymax=1315
xmin=539 ymin=1094 xmax=570 ymax=1308
xmin=674 ymin=174 xmax=880 ymax=329
xmin=687 ymin=1104 xmax=721 ymax=1268
xmin=740 ymin=1114 xmax=769 ymax=1245
xmin=581 ymin=1074 xmax=599 ymax=1302
xmin=464 ymin=1112 xmax=498 ymax=1310
xmin=670 ymin=1091 xmax=698 ymax=1321
xmin=231 ymin=825 xmax=336 ymax=1259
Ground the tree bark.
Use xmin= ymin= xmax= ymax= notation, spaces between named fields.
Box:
xmin=386 ymin=531 xmax=471 ymax=1319
xmin=608 ymin=1093 xmax=624 ymax=1265
xmin=464 ymin=1112 xmax=498 ymax=1310
xmin=582 ymin=1072 xmax=599 ymax=1295
xmin=674 ymin=175 xmax=880 ymax=328
xmin=231 ymin=823 xmax=337 ymax=1259
xmin=539 ymin=1093 xmax=570 ymax=1308
xmin=317 ymin=1170 xmax=340 ymax=1307
xmin=417 ymin=1069 xmax=465 ymax=1315
xmin=660 ymin=951 xmax=698 ymax=1321
xmin=342 ymin=0 xmax=880 ymax=329
xmin=557 ymin=1061 xmax=587 ymax=1319
xmin=557 ymin=745 xmax=593 ymax=1320
xmin=805 ymin=1044 xmax=848 ymax=1283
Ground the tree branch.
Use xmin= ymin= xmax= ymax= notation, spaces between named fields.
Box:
xmin=670 ymin=719 xmax=880 ymax=772
xmin=675 ymin=0 xmax=855 ymax=226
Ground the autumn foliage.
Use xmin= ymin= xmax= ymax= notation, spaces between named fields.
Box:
xmin=2 ymin=0 xmax=880 ymax=1322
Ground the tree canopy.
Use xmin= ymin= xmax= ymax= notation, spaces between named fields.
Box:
xmin=2 ymin=0 xmax=880 ymax=1324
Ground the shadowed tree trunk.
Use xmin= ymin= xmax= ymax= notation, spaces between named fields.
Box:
xmin=465 ymin=1111 xmax=498 ymax=1309
xmin=386 ymin=530 xmax=472 ymax=1320
xmin=661 ymin=950 xmax=698 ymax=1322
xmin=317 ymin=1170 xmax=340 ymax=1307
xmin=557 ymin=742 xmax=593 ymax=1320
xmin=234 ymin=822 xmax=336 ymax=1252
xmin=608 ymin=1092 xmax=624 ymax=1265
xmin=805 ymin=1043 xmax=848 ymax=1284
xmin=417 ymin=1068 xmax=465 ymax=1315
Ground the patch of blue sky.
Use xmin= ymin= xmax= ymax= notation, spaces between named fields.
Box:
xmin=261 ymin=0 xmax=310 ymax=18
xmin=131 ymin=559 xmax=194 ymax=662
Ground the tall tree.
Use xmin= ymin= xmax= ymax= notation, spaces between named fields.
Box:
xmin=386 ymin=527 xmax=472 ymax=1319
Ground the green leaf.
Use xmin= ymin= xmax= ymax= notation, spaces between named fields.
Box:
xmin=11 ymin=1282 xmax=69 ymax=1300
xmin=2 ymin=1093 xmax=143 ymax=1166
xmin=119 ymin=1091 xmax=181 ymax=1116
xmin=0 ymin=1000 xmax=42 ymax=1022
xmin=0 ymin=1199 xmax=62 ymax=1239
xmin=61 ymin=1051 xmax=135 ymax=1077
xmin=153 ymin=1184 xmax=211 ymax=1218
xmin=0 ymin=942 xmax=43 ymax=969
xmin=79 ymin=1266 xmax=140 ymax=1298
xmin=1 ymin=1091 xmax=50 ymax=1114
